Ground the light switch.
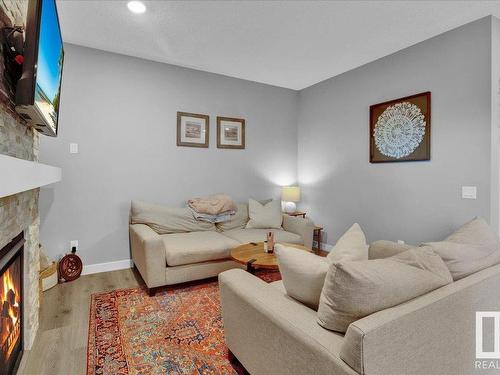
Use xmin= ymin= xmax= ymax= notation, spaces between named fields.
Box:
xmin=462 ymin=186 xmax=477 ymax=200
xmin=70 ymin=143 xmax=78 ymax=154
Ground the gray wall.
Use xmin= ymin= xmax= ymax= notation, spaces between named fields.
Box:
xmin=40 ymin=16 xmax=497 ymax=264
xmin=39 ymin=44 xmax=298 ymax=265
xmin=297 ymin=17 xmax=493 ymax=246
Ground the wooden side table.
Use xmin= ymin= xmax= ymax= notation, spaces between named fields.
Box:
xmin=313 ymin=225 xmax=323 ymax=253
xmin=230 ymin=242 xmax=311 ymax=273
xmin=286 ymin=211 xmax=307 ymax=218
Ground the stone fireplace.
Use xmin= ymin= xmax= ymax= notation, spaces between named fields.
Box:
xmin=0 ymin=0 xmax=41 ymax=354
xmin=0 ymin=232 xmax=24 ymax=374
xmin=0 ymin=194 xmax=39 ymax=353
xmin=0 ymin=188 xmax=41 ymax=357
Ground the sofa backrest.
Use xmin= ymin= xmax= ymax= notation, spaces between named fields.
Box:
xmin=340 ymin=262 xmax=500 ymax=375
xmin=130 ymin=200 xmax=215 ymax=234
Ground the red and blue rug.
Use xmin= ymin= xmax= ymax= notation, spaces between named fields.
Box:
xmin=87 ymin=271 xmax=280 ymax=375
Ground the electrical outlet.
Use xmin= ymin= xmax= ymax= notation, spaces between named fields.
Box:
xmin=70 ymin=143 xmax=78 ymax=154
xmin=70 ymin=240 xmax=79 ymax=252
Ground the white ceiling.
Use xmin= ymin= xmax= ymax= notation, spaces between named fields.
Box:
xmin=57 ymin=0 xmax=500 ymax=90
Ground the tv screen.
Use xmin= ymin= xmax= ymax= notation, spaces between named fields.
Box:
xmin=15 ymin=0 xmax=64 ymax=137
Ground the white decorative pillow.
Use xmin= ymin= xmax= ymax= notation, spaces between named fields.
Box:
xmin=275 ymin=244 xmax=329 ymax=310
xmin=246 ymin=199 xmax=282 ymax=229
xmin=369 ymin=240 xmax=413 ymax=259
xmin=326 ymin=223 xmax=368 ymax=264
xmin=423 ymin=218 xmax=500 ymax=280
xmin=317 ymin=247 xmax=453 ymax=333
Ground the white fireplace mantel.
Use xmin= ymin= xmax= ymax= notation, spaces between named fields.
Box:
xmin=0 ymin=154 xmax=61 ymax=198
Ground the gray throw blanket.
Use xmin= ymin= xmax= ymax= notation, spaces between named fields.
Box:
xmin=190 ymin=209 xmax=236 ymax=223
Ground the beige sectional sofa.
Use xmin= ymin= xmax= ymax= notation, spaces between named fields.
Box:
xmin=129 ymin=200 xmax=314 ymax=294
xmin=220 ymin=258 xmax=500 ymax=375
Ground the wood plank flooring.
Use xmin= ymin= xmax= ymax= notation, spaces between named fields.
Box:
xmin=17 ymin=250 xmax=327 ymax=375
xmin=17 ymin=268 xmax=144 ymax=375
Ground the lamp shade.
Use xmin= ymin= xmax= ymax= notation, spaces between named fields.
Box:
xmin=281 ymin=186 xmax=300 ymax=202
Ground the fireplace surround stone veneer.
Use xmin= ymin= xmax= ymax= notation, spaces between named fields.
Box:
xmin=0 ymin=148 xmax=40 ymax=353
xmin=0 ymin=0 xmax=41 ymax=351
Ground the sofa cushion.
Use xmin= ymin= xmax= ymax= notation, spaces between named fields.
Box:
xmin=424 ymin=217 xmax=500 ymax=280
xmin=275 ymin=244 xmax=329 ymax=310
xmin=131 ymin=200 xmax=215 ymax=234
xmin=446 ymin=217 xmax=498 ymax=244
xmin=317 ymin=247 xmax=453 ymax=333
xmin=326 ymin=223 xmax=368 ymax=263
xmin=162 ymin=231 xmax=240 ymax=266
xmin=219 ymin=269 xmax=349 ymax=375
xmin=246 ymin=199 xmax=283 ymax=229
xmin=221 ymin=228 xmax=302 ymax=245
xmin=270 ymin=280 xmax=286 ymax=293
xmin=216 ymin=203 xmax=249 ymax=231
xmin=368 ymin=240 xmax=413 ymax=259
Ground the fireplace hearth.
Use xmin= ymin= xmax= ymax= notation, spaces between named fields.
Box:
xmin=0 ymin=232 xmax=23 ymax=375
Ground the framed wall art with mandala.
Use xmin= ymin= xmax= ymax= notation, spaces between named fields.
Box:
xmin=369 ymin=92 xmax=431 ymax=163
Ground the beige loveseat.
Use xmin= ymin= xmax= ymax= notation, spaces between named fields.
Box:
xmin=220 ymin=259 xmax=500 ymax=375
xmin=129 ymin=200 xmax=314 ymax=294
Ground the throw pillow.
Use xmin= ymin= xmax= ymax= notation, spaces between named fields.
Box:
xmin=326 ymin=223 xmax=368 ymax=263
xmin=423 ymin=217 xmax=500 ymax=280
xmin=216 ymin=203 xmax=249 ymax=231
xmin=317 ymin=247 xmax=453 ymax=333
xmin=368 ymin=240 xmax=413 ymax=259
xmin=246 ymin=199 xmax=282 ymax=229
xmin=275 ymin=244 xmax=329 ymax=310
xmin=130 ymin=200 xmax=215 ymax=234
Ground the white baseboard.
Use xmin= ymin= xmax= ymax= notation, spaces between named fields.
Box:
xmin=82 ymin=258 xmax=133 ymax=275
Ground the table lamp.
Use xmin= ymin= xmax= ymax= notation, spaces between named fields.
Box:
xmin=281 ymin=186 xmax=300 ymax=213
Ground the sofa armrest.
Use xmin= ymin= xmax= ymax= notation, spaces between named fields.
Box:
xmin=340 ymin=263 xmax=500 ymax=375
xmin=282 ymin=214 xmax=314 ymax=249
xmin=219 ymin=269 xmax=357 ymax=375
xmin=129 ymin=224 xmax=166 ymax=288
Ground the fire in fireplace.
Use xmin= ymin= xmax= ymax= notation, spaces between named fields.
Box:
xmin=0 ymin=233 xmax=23 ymax=375
xmin=1 ymin=260 xmax=21 ymax=361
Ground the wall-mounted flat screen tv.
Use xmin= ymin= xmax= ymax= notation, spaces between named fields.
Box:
xmin=15 ymin=0 xmax=64 ymax=137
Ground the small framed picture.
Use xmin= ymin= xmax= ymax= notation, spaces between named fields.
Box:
xmin=217 ymin=117 xmax=245 ymax=149
xmin=177 ymin=112 xmax=209 ymax=148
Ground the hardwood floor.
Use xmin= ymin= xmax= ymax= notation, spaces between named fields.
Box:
xmin=17 ymin=268 xmax=144 ymax=375
xmin=17 ymin=250 xmax=326 ymax=374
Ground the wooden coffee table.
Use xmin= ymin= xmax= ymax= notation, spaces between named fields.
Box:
xmin=230 ymin=242 xmax=311 ymax=273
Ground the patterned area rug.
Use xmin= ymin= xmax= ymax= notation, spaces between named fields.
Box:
xmin=87 ymin=271 xmax=281 ymax=375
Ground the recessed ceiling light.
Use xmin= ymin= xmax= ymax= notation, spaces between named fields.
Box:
xmin=127 ymin=1 xmax=146 ymax=14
